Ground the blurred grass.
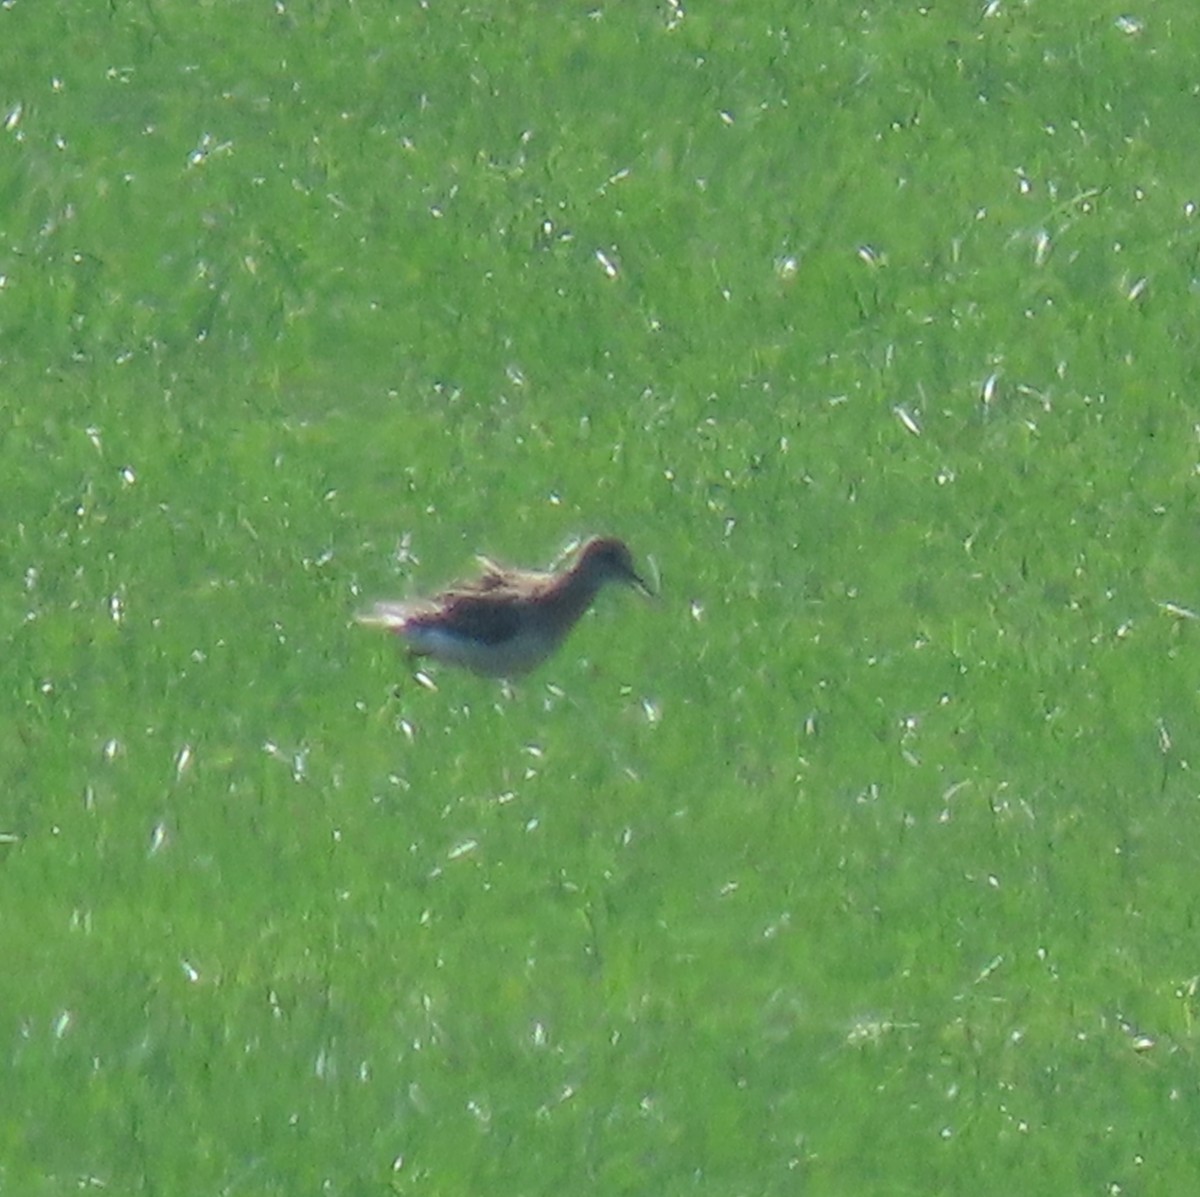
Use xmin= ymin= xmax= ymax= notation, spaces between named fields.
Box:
xmin=3 ymin=1 xmax=1200 ymax=1193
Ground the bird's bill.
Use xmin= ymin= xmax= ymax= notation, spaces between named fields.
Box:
xmin=625 ymin=565 xmax=655 ymax=597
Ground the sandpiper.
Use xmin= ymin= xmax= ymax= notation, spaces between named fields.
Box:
xmin=358 ymin=535 xmax=652 ymax=677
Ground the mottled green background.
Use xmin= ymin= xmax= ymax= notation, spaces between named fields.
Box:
xmin=2 ymin=2 xmax=1198 ymax=1193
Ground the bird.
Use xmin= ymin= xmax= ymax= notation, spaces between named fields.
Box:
xmin=357 ymin=535 xmax=652 ymax=677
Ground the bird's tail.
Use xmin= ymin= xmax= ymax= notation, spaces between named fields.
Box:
xmin=355 ymin=601 xmax=420 ymax=631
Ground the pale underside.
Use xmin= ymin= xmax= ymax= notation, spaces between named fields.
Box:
xmin=402 ymin=621 xmax=562 ymax=677
xmin=358 ymin=598 xmax=573 ymax=677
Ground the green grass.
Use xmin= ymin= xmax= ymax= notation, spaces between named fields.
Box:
xmin=3 ymin=1 xmax=1199 ymax=1193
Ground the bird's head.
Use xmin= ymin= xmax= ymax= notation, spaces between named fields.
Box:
xmin=576 ymin=536 xmax=653 ymax=596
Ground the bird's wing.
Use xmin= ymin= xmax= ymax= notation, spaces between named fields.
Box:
xmin=429 ymin=591 xmax=527 ymax=644
xmin=457 ymin=562 xmax=552 ymax=599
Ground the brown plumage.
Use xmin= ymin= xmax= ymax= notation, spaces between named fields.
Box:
xmin=358 ymin=536 xmax=651 ymax=677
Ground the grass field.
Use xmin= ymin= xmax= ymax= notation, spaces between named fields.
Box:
xmin=3 ymin=2 xmax=1199 ymax=1193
